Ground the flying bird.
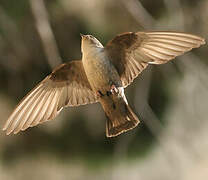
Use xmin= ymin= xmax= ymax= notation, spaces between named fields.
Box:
xmin=3 ymin=31 xmax=205 ymax=137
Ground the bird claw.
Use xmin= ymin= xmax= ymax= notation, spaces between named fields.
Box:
xmin=96 ymin=90 xmax=104 ymax=98
xmin=110 ymin=84 xmax=119 ymax=95
xmin=96 ymin=85 xmax=119 ymax=98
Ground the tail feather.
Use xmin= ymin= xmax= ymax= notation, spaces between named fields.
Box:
xmin=101 ymin=95 xmax=140 ymax=137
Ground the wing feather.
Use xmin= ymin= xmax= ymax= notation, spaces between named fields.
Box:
xmin=106 ymin=31 xmax=205 ymax=87
xmin=6 ymin=88 xmax=45 ymax=134
xmin=14 ymin=86 xmax=51 ymax=134
xmin=3 ymin=60 xmax=97 ymax=135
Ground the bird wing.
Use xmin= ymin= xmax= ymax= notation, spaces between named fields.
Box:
xmin=105 ymin=31 xmax=205 ymax=87
xmin=3 ymin=60 xmax=97 ymax=135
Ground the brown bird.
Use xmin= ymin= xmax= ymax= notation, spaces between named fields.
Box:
xmin=3 ymin=31 xmax=205 ymax=137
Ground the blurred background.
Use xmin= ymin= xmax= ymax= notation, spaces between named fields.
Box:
xmin=0 ymin=0 xmax=207 ymax=179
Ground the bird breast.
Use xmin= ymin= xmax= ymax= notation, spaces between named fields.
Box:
xmin=82 ymin=48 xmax=121 ymax=92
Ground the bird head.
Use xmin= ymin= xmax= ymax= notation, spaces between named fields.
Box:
xmin=80 ymin=34 xmax=103 ymax=54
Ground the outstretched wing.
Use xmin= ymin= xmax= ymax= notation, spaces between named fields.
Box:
xmin=3 ymin=60 xmax=97 ymax=135
xmin=106 ymin=31 xmax=205 ymax=87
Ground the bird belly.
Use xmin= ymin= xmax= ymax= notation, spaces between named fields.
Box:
xmin=83 ymin=52 xmax=121 ymax=93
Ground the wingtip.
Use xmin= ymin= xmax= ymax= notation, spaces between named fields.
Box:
xmin=201 ymin=38 xmax=206 ymax=45
xmin=5 ymin=131 xmax=11 ymax=136
xmin=13 ymin=130 xmax=19 ymax=135
xmin=2 ymin=122 xmax=15 ymax=135
xmin=2 ymin=127 xmax=9 ymax=135
xmin=3 ymin=126 xmax=15 ymax=135
xmin=2 ymin=123 xmax=8 ymax=131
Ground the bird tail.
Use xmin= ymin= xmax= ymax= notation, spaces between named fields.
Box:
xmin=101 ymin=95 xmax=140 ymax=137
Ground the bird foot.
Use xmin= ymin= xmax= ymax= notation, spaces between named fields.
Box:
xmin=96 ymin=90 xmax=104 ymax=98
xmin=110 ymin=84 xmax=119 ymax=95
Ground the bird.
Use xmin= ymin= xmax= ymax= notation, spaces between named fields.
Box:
xmin=2 ymin=31 xmax=205 ymax=137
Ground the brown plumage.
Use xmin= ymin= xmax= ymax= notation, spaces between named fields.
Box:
xmin=3 ymin=31 xmax=205 ymax=137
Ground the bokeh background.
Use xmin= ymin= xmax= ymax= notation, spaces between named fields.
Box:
xmin=0 ymin=0 xmax=207 ymax=179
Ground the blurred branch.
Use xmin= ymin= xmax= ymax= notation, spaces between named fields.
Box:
xmin=0 ymin=6 xmax=29 ymax=66
xmin=134 ymin=69 xmax=164 ymax=136
xmin=29 ymin=0 xmax=62 ymax=69
xmin=163 ymin=0 xmax=185 ymax=29
xmin=121 ymin=0 xmax=156 ymax=29
xmin=178 ymin=54 xmax=208 ymax=89
xmin=134 ymin=70 xmax=184 ymax=179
